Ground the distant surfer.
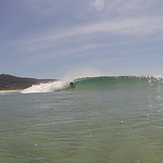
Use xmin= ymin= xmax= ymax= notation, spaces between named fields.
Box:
xmin=69 ymin=82 xmax=74 ymax=86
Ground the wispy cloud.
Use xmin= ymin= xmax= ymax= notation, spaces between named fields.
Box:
xmin=1 ymin=0 xmax=163 ymax=77
xmin=5 ymin=13 xmax=162 ymax=71
xmin=25 ymin=15 xmax=163 ymax=52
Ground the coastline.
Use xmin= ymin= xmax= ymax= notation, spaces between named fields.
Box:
xmin=0 ymin=89 xmax=23 ymax=93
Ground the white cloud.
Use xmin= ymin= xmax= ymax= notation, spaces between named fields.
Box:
xmin=17 ymin=14 xmax=162 ymax=70
xmin=26 ymin=15 xmax=163 ymax=48
xmin=1 ymin=0 xmax=163 ymax=77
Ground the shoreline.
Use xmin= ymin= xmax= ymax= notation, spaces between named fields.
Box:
xmin=0 ymin=89 xmax=24 ymax=93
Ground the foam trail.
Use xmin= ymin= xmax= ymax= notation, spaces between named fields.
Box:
xmin=21 ymin=80 xmax=72 ymax=94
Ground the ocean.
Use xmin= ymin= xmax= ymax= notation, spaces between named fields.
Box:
xmin=0 ymin=76 xmax=163 ymax=163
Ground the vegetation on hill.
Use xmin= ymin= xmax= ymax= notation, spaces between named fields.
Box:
xmin=0 ymin=74 xmax=56 ymax=90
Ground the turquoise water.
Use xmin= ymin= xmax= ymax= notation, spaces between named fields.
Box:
xmin=0 ymin=76 xmax=163 ymax=163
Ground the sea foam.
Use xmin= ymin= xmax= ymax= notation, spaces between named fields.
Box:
xmin=21 ymin=80 xmax=71 ymax=94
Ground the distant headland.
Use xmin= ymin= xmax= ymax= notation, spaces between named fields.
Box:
xmin=0 ymin=74 xmax=57 ymax=91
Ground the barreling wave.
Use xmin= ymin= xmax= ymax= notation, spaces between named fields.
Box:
xmin=21 ymin=75 xmax=163 ymax=94
xmin=73 ymin=75 xmax=163 ymax=90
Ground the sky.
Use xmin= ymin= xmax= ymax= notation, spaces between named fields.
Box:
xmin=1 ymin=0 xmax=163 ymax=79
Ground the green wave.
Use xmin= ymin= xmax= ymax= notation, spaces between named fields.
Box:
xmin=70 ymin=75 xmax=163 ymax=90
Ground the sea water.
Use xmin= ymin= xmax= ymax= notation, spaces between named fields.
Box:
xmin=0 ymin=76 xmax=163 ymax=163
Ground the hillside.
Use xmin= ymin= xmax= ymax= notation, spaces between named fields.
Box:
xmin=0 ymin=74 xmax=56 ymax=90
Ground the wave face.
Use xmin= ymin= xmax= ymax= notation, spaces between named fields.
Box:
xmin=74 ymin=75 xmax=163 ymax=90
xmin=21 ymin=75 xmax=163 ymax=93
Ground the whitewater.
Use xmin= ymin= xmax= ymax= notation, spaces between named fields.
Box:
xmin=21 ymin=80 xmax=73 ymax=93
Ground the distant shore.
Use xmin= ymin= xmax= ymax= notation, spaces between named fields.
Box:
xmin=0 ymin=74 xmax=57 ymax=92
xmin=0 ymin=89 xmax=23 ymax=93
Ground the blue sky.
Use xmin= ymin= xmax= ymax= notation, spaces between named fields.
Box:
xmin=1 ymin=0 xmax=163 ymax=79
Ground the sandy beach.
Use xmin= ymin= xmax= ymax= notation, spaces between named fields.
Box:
xmin=0 ymin=89 xmax=23 ymax=93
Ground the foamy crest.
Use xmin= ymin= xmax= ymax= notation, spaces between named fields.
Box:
xmin=21 ymin=80 xmax=71 ymax=94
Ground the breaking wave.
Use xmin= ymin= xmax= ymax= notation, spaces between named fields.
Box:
xmin=21 ymin=80 xmax=73 ymax=94
xmin=21 ymin=75 xmax=163 ymax=94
